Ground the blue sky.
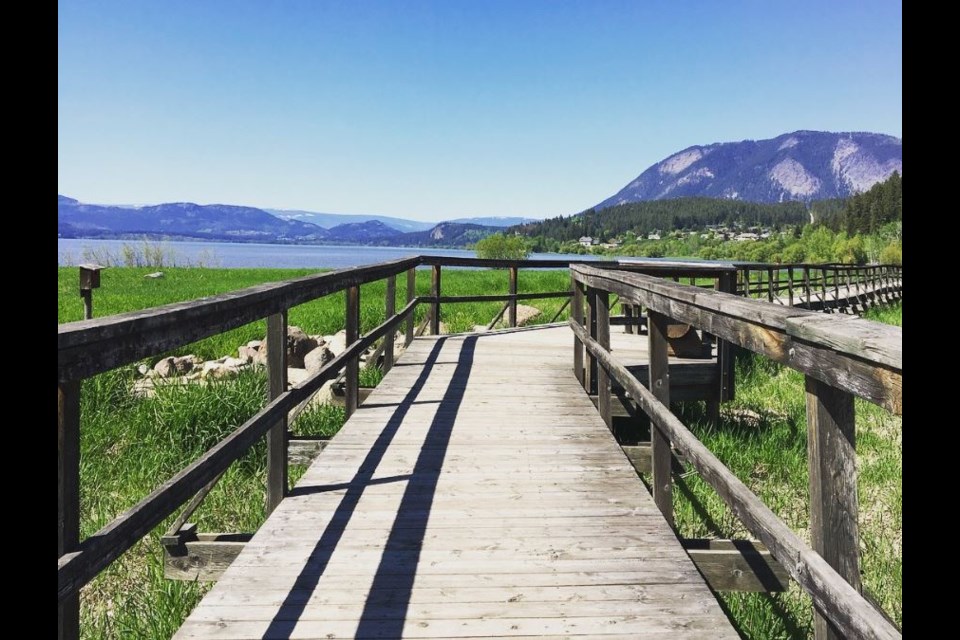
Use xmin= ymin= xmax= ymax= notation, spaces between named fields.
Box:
xmin=58 ymin=1 xmax=902 ymax=221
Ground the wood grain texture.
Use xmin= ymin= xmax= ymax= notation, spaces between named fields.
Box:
xmin=175 ymin=327 xmax=737 ymax=639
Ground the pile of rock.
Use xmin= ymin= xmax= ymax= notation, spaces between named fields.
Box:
xmin=132 ymin=326 xmax=379 ymax=402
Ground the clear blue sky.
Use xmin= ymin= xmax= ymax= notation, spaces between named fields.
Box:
xmin=58 ymin=1 xmax=902 ymax=221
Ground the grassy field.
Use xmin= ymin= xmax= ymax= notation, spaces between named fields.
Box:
xmin=58 ymin=266 xmax=901 ymax=639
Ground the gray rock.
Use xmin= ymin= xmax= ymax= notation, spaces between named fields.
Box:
xmin=304 ymin=345 xmax=335 ymax=372
xmin=153 ymin=357 xmax=176 ymax=378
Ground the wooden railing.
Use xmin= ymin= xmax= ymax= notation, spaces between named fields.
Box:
xmin=570 ymin=264 xmax=901 ymax=640
xmin=57 ymin=255 xmax=648 ymax=639
xmin=57 ymin=255 xmax=902 ymax=640
xmin=735 ymin=262 xmax=903 ymax=311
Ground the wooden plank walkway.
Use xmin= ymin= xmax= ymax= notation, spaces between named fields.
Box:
xmin=175 ymin=326 xmax=739 ymax=639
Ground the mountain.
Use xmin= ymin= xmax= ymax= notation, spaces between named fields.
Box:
xmin=325 ymin=220 xmax=403 ymax=243
xmin=266 ymin=209 xmax=433 ymax=233
xmin=447 ymin=216 xmax=537 ymax=227
xmin=57 ymin=197 xmax=500 ymax=247
xmin=596 ymin=131 xmax=902 ymax=209
xmin=266 ymin=210 xmax=531 ymax=231
xmin=58 ymin=200 xmax=328 ymax=241
xmin=399 ymin=222 xmax=499 ymax=247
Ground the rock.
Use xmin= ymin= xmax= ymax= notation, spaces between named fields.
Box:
xmin=304 ymin=345 xmax=335 ymax=372
xmin=137 ymin=363 xmax=151 ymax=377
xmin=515 ymin=305 xmax=541 ymax=327
xmin=173 ymin=355 xmax=200 ymax=374
xmin=131 ymin=378 xmax=155 ymax=398
xmin=325 ymin=330 xmax=347 ymax=357
xmin=237 ymin=345 xmax=258 ymax=362
xmin=200 ymin=360 xmax=244 ymax=380
xmin=246 ymin=340 xmax=262 ymax=349
xmin=153 ymin=357 xmax=177 ymax=378
xmin=260 ymin=326 xmax=318 ymax=368
xmin=287 ymin=367 xmax=310 ymax=386
xmin=144 ymin=271 xmax=164 ymax=279
xmin=287 ymin=326 xmax=318 ymax=367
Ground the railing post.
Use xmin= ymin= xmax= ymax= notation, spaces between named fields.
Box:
xmin=586 ymin=287 xmax=599 ymax=395
xmin=345 ymin=285 xmax=360 ymax=417
xmin=405 ymin=267 xmax=416 ymax=347
xmin=647 ymin=310 xmax=674 ymax=526
xmin=595 ymin=289 xmax=611 ymax=429
xmin=806 ymin=376 xmax=860 ymax=640
xmin=572 ymin=278 xmax=585 ymax=387
xmin=821 ymin=267 xmax=829 ymax=311
xmin=767 ymin=267 xmax=775 ymax=302
xmin=716 ymin=272 xmax=735 ymax=402
xmin=787 ymin=267 xmax=794 ymax=307
xmin=624 ymin=304 xmax=634 ymax=334
xmin=834 ymin=267 xmax=841 ymax=311
xmin=508 ymin=266 xmax=518 ymax=328
xmin=384 ymin=275 xmax=396 ymax=373
xmin=803 ymin=265 xmax=811 ymax=307
xmin=430 ymin=264 xmax=441 ymax=336
xmin=58 ymin=379 xmax=81 ymax=640
xmin=265 ymin=311 xmax=288 ymax=514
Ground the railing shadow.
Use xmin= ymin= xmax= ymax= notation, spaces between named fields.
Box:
xmin=262 ymin=335 xmax=477 ymax=639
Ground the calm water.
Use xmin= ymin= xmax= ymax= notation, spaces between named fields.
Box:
xmin=57 ymin=238 xmax=603 ymax=269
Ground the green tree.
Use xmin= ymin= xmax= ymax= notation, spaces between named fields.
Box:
xmin=475 ymin=233 xmax=530 ymax=260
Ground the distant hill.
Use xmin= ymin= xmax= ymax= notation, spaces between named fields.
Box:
xmin=596 ymin=130 xmax=902 ymax=209
xmin=58 ymin=197 xmax=501 ymax=247
xmin=447 ymin=216 xmax=537 ymax=227
xmin=266 ymin=209 xmax=433 ymax=233
xmin=58 ymin=200 xmax=328 ymax=242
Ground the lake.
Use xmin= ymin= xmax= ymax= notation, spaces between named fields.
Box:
xmin=57 ymin=238 xmax=604 ymax=269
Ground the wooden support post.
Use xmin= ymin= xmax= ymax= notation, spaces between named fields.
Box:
xmin=265 ymin=312 xmax=288 ymax=514
xmin=787 ymin=267 xmax=794 ymax=307
xmin=833 ymin=268 xmax=841 ymax=310
xmin=572 ymin=280 xmax=585 ymax=387
xmin=586 ymin=287 xmax=599 ymax=396
xmin=430 ymin=264 xmax=441 ymax=336
xmin=405 ymin=268 xmax=416 ymax=347
xmin=821 ymin=267 xmax=829 ymax=310
xmin=624 ymin=304 xmax=634 ymax=334
xmin=384 ymin=275 xmax=396 ymax=373
xmin=58 ymin=379 xmax=81 ymax=640
xmin=716 ymin=272 xmax=735 ymax=402
xmin=767 ymin=267 xmax=775 ymax=302
xmin=508 ymin=266 xmax=518 ymax=328
xmin=595 ymin=289 xmax=611 ymax=430
xmin=81 ymin=290 xmax=92 ymax=320
xmin=647 ymin=310 xmax=673 ymax=526
xmin=806 ymin=376 xmax=860 ymax=640
xmin=345 ymin=286 xmax=360 ymax=418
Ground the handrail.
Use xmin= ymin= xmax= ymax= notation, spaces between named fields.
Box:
xmin=58 ymin=256 xmax=421 ymax=381
xmin=572 ymin=265 xmax=901 ymax=413
xmin=570 ymin=321 xmax=900 ymax=640
xmin=569 ymin=264 xmax=902 ymax=640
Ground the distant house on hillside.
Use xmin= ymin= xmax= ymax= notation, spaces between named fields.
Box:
xmin=647 ymin=232 xmax=661 ymax=241
xmin=579 ymin=236 xmax=596 ymax=247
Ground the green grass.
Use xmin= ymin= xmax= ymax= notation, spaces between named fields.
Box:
xmin=59 ymin=267 xmax=901 ymax=638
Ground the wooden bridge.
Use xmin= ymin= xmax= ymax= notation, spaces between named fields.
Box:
xmin=58 ymin=258 xmax=902 ymax=640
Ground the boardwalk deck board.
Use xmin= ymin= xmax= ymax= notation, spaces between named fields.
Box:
xmin=175 ymin=327 xmax=738 ymax=639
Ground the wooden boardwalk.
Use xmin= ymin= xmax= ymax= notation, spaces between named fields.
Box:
xmin=176 ymin=326 xmax=738 ymax=639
